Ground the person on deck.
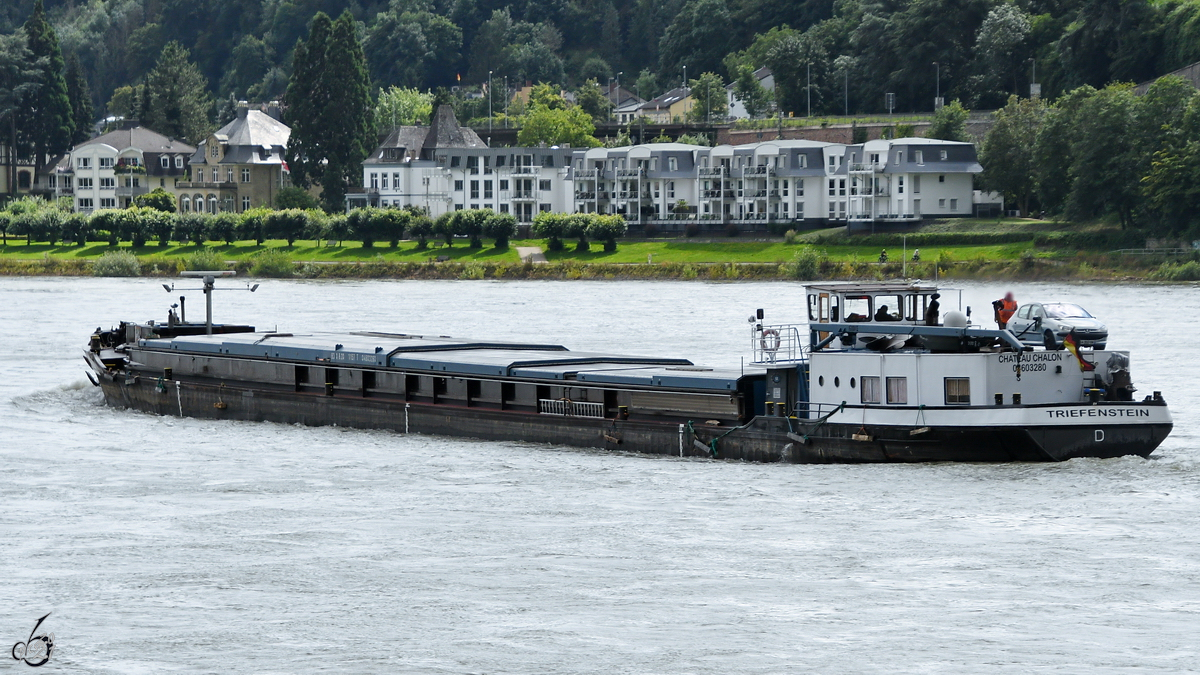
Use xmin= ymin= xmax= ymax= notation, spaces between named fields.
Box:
xmin=993 ymin=292 xmax=1017 ymax=329
xmin=925 ymin=293 xmax=940 ymax=326
xmin=875 ymin=304 xmax=895 ymax=321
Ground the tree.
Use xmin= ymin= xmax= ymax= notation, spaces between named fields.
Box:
xmin=980 ymin=96 xmax=1044 ymax=216
xmin=21 ymin=0 xmax=73 ymax=175
xmin=586 ymin=214 xmax=627 ymax=252
xmin=734 ymin=64 xmax=772 ymax=118
xmin=1063 ymin=85 xmax=1139 ymax=228
xmin=765 ymin=31 xmax=828 ymax=116
xmin=687 ymin=72 xmax=728 ymax=122
xmin=347 ymin=207 xmax=407 ymax=248
xmin=453 ymin=208 xmax=488 ymax=248
xmin=1033 ymin=86 xmax=1095 ymax=217
xmin=285 ymin=11 xmax=374 ymax=213
xmin=518 ymin=105 xmax=601 ymax=147
xmin=133 ymin=187 xmax=177 ymax=213
xmin=563 ymin=213 xmax=591 ymax=251
xmin=433 ymin=212 xmax=455 ymax=246
xmin=275 ymin=186 xmax=320 ymax=210
xmin=926 ymin=100 xmax=969 ymax=141
xmin=531 ymin=211 xmax=566 ymax=250
xmin=64 ymin=53 xmax=93 ymax=144
xmin=366 ymin=9 xmax=462 ymax=90
xmin=635 ymin=69 xmax=660 ymax=101
xmin=0 ymin=33 xmax=38 ymax=198
xmin=482 ymin=210 xmax=517 ymax=248
xmin=265 ymin=208 xmax=310 ymax=246
xmin=575 ymin=79 xmax=611 ymax=122
xmin=659 ymin=0 xmax=733 ymax=80
xmin=174 ymin=212 xmax=209 ymax=246
xmin=975 ymin=4 xmax=1032 ymax=102
xmin=408 ymin=212 xmax=433 ymax=249
xmin=375 ymin=86 xmax=433 ymax=135
xmin=144 ymin=42 xmax=212 ymax=145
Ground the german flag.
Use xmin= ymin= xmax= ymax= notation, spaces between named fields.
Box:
xmin=1063 ymin=330 xmax=1095 ymax=371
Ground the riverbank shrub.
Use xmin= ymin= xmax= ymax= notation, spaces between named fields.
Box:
xmin=786 ymin=245 xmax=826 ymax=280
xmin=93 ymin=250 xmax=142 ymax=276
xmin=249 ymin=249 xmax=295 ymax=277
xmin=1150 ymin=260 xmax=1200 ymax=281
xmin=184 ymin=247 xmax=227 ymax=271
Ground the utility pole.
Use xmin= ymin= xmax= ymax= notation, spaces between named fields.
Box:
xmin=933 ymin=61 xmax=942 ymax=110
xmin=844 ymin=69 xmax=848 ymax=117
xmin=806 ymin=63 xmax=811 ymax=118
xmin=504 ymin=76 xmax=509 ymax=127
xmin=488 ymin=70 xmax=493 ymax=133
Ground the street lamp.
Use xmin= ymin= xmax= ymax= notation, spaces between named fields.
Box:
xmin=616 ymin=71 xmax=622 ymax=123
xmin=933 ymin=61 xmax=941 ymax=111
xmin=488 ymin=70 xmax=493 ymax=132
xmin=806 ymin=62 xmax=811 ymax=118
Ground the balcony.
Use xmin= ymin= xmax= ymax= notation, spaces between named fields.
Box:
xmin=848 ymin=163 xmax=885 ymax=173
xmin=575 ymin=169 xmax=598 ymax=178
xmin=596 ymin=191 xmax=611 ymax=200
xmin=512 ymin=166 xmax=539 ymax=175
xmin=702 ymin=189 xmax=722 ymax=198
xmin=743 ymin=166 xmax=770 ymax=176
xmin=512 ymin=190 xmax=536 ymax=200
xmin=574 ymin=191 xmax=596 ymax=200
xmin=115 ymin=185 xmax=149 ymax=198
xmin=698 ymin=167 xmax=723 ymax=177
xmin=615 ymin=168 xmax=642 ymax=178
xmin=768 ymin=189 xmax=781 ymax=198
xmin=176 ymin=181 xmax=238 ymax=190
xmin=748 ymin=189 xmax=767 ymax=198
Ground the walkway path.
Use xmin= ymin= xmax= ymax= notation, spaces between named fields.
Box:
xmin=516 ymin=246 xmax=548 ymax=264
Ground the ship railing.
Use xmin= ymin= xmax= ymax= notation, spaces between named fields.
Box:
xmin=751 ymin=323 xmax=808 ymax=364
xmin=792 ymin=401 xmax=848 ymax=420
xmin=538 ymin=399 xmax=605 ymax=418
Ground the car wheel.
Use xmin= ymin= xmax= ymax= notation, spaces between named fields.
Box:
xmin=1044 ymin=329 xmax=1059 ymax=350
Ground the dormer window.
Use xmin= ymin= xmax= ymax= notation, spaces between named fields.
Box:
xmin=161 ymin=156 xmax=170 ymax=168
xmin=210 ymin=144 xmax=218 ymax=158
xmin=174 ymin=156 xmax=184 ymax=168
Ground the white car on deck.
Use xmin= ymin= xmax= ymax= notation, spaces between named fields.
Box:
xmin=1007 ymin=302 xmax=1108 ymax=350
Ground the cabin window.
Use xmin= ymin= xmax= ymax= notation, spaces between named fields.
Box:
xmin=945 ymin=377 xmax=970 ymax=405
xmin=861 ymin=376 xmax=881 ymax=403
xmin=830 ymin=296 xmax=839 ymax=322
xmin=886 ymin=377 xmax=907 ymax=404
xmin=818 ymin=376 xmax=825 ymax=387
xmin=873 ymin=295 xmax=903 ymax=321
xmin=808 ymin=294 xmax=819 ymax=321
xmin=844 ymin=296 xmax=872 ymax=322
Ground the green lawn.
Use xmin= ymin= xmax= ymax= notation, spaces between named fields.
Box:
xmin=0 ymin=236 xmax=1041 ymax=265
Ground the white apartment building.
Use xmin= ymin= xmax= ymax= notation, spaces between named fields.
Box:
xmin=55 ymin=125 xmax=195 ymax=213
xmin=845 ymin=138 xmax=982 ymax=226
xmin=349 ymin=105 xmax=575 ymax=221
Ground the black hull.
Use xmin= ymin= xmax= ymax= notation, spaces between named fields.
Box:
xmin=95 ymin=375 xmax=1170 ymax=464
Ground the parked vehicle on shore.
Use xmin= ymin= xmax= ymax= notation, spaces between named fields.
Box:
xmin=1008 ymin=302 xmax=1108 ymax=350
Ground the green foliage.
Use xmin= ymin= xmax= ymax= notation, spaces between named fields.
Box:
xmin=687 ymin=72 xmax=728 ymax=122
xmin=408 ymin=212 xmax=433 ymax=249
xmin=563 ymin=213 xmax=591 ymax=251
xmin=519 ymin=104 xmax=601 ymax=147
xmin=209 ymin=212 xmax=239 ymax=245
xmin=659 ymin=0 xmax=733 ymax=79
xmin=143 ymin=42 xmax=213 ymax=145
xmin=184 ymin=247 xmax=227 ymax=271
xmin=133 ymin=187 xmax=177 ymax=213
xmin=481 ymin=211 xmax=517 ymax=248
xmin=347 ymin=207 xmax=408 ymax=247
xmin=374 ymin=86 xmax=434 ymax=134
xmin=981 ymin=96 xmax=1045 ymax=216
xmin=586 ymin=214 xmax=627 ymax=252
xmin=1150 ymin=260 xmax=1200 ymax=281
xmin=531 ymin=211 xmax=567 ymax=250
xmin=174 ymin=212 xmax=208 ymax=245
xmin=574 ymin=79 xmax=611 ymax=122
xmin=93 ymin=251 xmax=142 ymax=277
xmin=786 ymin=246 xmax=825 ymax=280
xmin=452 ymin=208 xmax=489 ymax=248
xmin=926 ymin=100 xmax=969 ymax=141
xmin=238 ymin=207 xmax=270 ymax=244
xmin=63 ymin=53 xmax=93 ymax=145
xmin=249 ymin=249 xmax=295 ymax=278
xmin=433 ymin=212 xmax=456 ymax=246
xmin=733 ymin=64 xmax=772 ymax=119
xmin=274 ymin=186 xmax=319 ymax=211
xmin=265 ymin=208 xmax=310 ymax=246
xmin=21 ymin=0 xmax=74 ymax=167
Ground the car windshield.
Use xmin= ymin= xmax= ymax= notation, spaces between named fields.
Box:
xmin=1043 ymin=303 xmax=1092 ymax=319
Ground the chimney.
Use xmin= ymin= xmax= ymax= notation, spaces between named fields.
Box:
xmin=266 ymin=101 xmax=282 ymax=121
xmin=236 ymin=100 xmax=249 ymax=119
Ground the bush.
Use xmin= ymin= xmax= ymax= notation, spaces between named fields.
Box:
xmin=89 ymin=210 xmax=122 ymax=245
xmin=238 ymin=208 xmax=270 ymax=244
xmin=586 ymin=214 xmax=627 ymax=252
xmin=783 ymin=229 xmax=801 ymax=244
xmin=1150 ymin=260 xmax=1200 ymax=281
xmin=132 ymin=187 xmax=177 ymax=213
xmin=408 ymin=213 xmax=433 ymax=249
xmin=61 ymin=212 xmax=89 ymax=245
xmin=184 ymin=247 xmax=227 ymax=271
xmin=137 ymin=207 xmax=175 ymax=246
xmin=93 ymin=250 xmax=142 ymax=276
xmin=265 ymin=208 xmax=310 ymax=246
xmin=274 ymin=186 xmax=319 ymax=210
xmin=482 ymin=211 xmax=518 ymax=248
xmin=249 ymin=249 xmax=295 ymax=277
xmin=208 ymin=213 xmax=236 ymax=244
xmin=175 ymin=213 xmax=209 ymax=245
xmin=322 ymin=214 xmax=350 ymax=245
xmin=532 ymin=212 xmax=567 ymax=250
xmin=564 ymin=213 xmax=591 ymax=251
xmin=433 ymin=212 xmax=455 ymax=246
xmin=453 ymin=209 xmax=488 ymax=248
xmin=786 ymin=245 xmax=825 ymax=280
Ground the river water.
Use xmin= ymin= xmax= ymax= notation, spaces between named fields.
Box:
xmin=1 ymin=277 xmax=1197 ymax=673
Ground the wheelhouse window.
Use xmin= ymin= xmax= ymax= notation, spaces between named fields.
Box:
xmin=861 ymin=376 xmax=881 ymax=403
xmin=844 ymin=295 xmax=872 ymax=322
xmin=945 ymin=378 xmax=970 ymax=405
xmin=873 ymin=295 xmax=903 ymax=321
xmin=886 ymin=377 xmax=907 ymax=404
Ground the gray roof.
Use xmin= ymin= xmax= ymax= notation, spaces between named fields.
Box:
xmin=75 ymin=125 xmax=195 ymax=154
xmin=639 ymin=87 xmax=690 ymax=111
xmin=365 ymin=105 xmax=486 ymax=164
xmin=214 ymin=109 xmax=290 ymax=148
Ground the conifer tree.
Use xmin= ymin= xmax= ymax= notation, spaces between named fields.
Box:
xmin=144 ymin=42 xmax=212 ymax=144
xmin=21 ymin=0 xmax=73 ymax=173
xmin=64 ymin=53 xmax=93 ymax=144
xmin=285 ymin=11 xmax=373 ymax=212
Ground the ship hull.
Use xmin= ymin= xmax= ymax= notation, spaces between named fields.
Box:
xmin=93 ymin=370 xmax=1171 ymax=464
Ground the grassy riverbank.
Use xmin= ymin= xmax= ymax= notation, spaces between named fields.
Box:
xmin=0 ymin=218 xmax=1190 ymax=281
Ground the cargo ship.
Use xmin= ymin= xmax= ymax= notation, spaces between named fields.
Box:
xmin=84 ymin=276 xmax=1172 ymax=463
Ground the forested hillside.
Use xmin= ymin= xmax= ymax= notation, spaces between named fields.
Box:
xmin=7 ymin=0 xmax=1200 ymax=119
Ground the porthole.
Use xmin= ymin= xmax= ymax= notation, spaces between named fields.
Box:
xmin=834 ymin=377 xmax=840 ymax=387
xmin=850 ymin=377 xmax=856 ymax=388
xmin=818 ymin=376 xmax=825 ymax=386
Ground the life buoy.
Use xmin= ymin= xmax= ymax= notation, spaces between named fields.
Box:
xmin=760 ymin=328 xmax=781 ymax=352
